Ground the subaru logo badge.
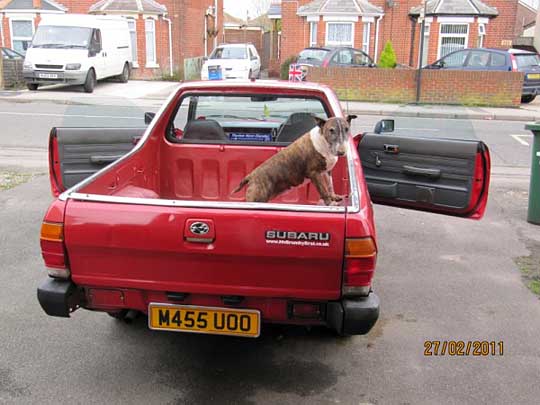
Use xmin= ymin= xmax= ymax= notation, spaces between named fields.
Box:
xmin=190 ymin=222 xmax=209 ymax=235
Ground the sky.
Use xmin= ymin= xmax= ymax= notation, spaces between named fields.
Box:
xmin=522 ymin=0 xmax=538 ymax=8
xmin=223 ymin=0 xmax=267 ymax=20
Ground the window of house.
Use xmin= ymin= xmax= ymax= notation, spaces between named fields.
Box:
xmin=11 ymin=19 xmax=34 ymax=55
xmin=438 ymin=23 xmax=469 ymax=59
xmin=477 ymin=24 xmax=486 ymax=48
xmin=309 ymin=22 xmax=317 ymax=47
xmin=145 ymin=18 xmax=157 ymax=67
xmin=326 ymin=22 xmax=353 ymax=47
xmin=362 ymin=23 xmax=370 ymax=54
xmin=127 ymin=19 xmax=138 ymax=66
xmin=421 ymin=23 xmax=430 ymax=67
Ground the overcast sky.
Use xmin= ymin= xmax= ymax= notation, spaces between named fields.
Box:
xmin=223 ymin=0 xmax=266 ymax=19
xmin=522 ymin=0 xmax=538 ymax=8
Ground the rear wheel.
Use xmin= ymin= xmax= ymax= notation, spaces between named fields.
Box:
xmin=119 ymin=63 xmax=130 ymax=83
xmin=521 ymin=95 xmax=536 ymax=104
xmin=27 ymin=83 xmax=39 ymax=91
xmin=83 ymin=69 xmax=96 ymax=93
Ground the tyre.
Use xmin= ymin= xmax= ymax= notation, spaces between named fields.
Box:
xmin=83 ymin=69 xmax=96 ymax=93
xmin=521 ymin=94 xmax=536 ymax=104
xmin=27 ymin=83 xmax=39 ymax=91
xmin=119 ymin=63 xmax=130 ymax=83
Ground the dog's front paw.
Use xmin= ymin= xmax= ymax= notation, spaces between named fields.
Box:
xmin=330 ymin=194 xmax=343 ymax=202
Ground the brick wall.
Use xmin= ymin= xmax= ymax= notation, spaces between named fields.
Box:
xmin=308 ymin=67 xmax=523 ymax=107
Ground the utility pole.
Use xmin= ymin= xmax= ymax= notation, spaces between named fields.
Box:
xmin=415 ymin=0 xmax=427 ymax=104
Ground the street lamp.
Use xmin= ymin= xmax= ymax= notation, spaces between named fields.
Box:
xmin=415 ymin=0 xmax=427 ymax=103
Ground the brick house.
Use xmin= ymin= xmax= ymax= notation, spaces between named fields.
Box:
xmin=0 ymin=0 xmax=223 ymax=79
xmin=275 ymin=0 xmax=520 ymax=67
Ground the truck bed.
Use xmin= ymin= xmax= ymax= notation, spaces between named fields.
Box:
xmin=78 ymin=143 xmax=351 ymax=205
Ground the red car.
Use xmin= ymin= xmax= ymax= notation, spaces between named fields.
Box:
xmin=38 ymin=80 xmax=491 ymax=337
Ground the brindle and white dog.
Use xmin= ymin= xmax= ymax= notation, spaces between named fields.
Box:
xmin=233 ymin=115 xmax=356 ymax=205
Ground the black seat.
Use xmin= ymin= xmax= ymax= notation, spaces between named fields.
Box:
xmin=182 ymin=119 xmax=227 ymax=142
xmin=276 ymin=112 xmax=317 ymax=143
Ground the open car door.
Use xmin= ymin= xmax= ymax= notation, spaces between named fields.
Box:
xmin=359 ymin=133 xmax=490 ymax=219
xmin=48 ymin=127 xmax=146 ymax=197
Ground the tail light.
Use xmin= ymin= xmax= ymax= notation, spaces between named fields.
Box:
xmin=40 ymin=221 xmax=70 ymax=279
xmin=510 ymin=54 xmax=518 ymax=72
xmin=322 ymin=58 xmax=330 ymax=68
xmin=343 ymin=237 xmax=377 ymax=297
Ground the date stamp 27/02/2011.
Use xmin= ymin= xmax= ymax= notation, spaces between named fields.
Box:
xmin=424 ymin=341 xmax=504 ymax=356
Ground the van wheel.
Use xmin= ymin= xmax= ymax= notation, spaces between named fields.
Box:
xmin=83 ymin=69 xmax=96 ymax=93
xmin=27 ymin=83 xmax=39 ymax=91
xmin=521 ymin=95 xmax=536 ymax=104
xmin=119 ymin=63 xmax=130 ymax=83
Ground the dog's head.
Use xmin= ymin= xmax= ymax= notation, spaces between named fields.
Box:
xmin=313 ymin=115 xmax=357 ymax=156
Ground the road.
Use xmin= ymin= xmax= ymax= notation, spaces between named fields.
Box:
xmin=1 ymin=96 xmax=540 ymax=404
xmin=0 ymin=99 xmax=535 ymax=169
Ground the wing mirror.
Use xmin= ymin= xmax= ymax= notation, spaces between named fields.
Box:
xmin=374 ymin=119 xmax=395 ymax=134
xmin=144 ymin=112 xmax=156 ymax=125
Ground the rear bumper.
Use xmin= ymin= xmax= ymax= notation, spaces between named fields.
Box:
xmin=24 ymin=69 xmax=87 ymax=86
xmin=37 ymin=278 xmax=81 ymax=317
xmin=522 ymin=84 xmax=540 ymax=96
xmin=326 ymin=293 xmax=380 ymax=335
xmin=36 ymin=279 xmax=379 ymax=335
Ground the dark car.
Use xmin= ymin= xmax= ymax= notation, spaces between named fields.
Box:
xmin=426 ymin=48 xmax=540 ymax=103
xmin=1 ymin=47 xmax=24 ymax=60
xmin=297 ymin=46 xmax=376 ymax=68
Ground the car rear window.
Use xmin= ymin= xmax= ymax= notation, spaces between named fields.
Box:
xmin=210 ymin=47 xmax=247 ymax=60
xmin=490 ymin=53 xmax=507 ymax=67
xmin=515 ymin=54 xmax=540 ymax=68
xmin=298 ymin=49 xmax=329 ymax=63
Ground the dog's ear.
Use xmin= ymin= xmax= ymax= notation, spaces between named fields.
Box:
xmin=346 ymin=114 xmax=358 ymax=123
xmin=312 ymin=115 xmax=326 ymax=129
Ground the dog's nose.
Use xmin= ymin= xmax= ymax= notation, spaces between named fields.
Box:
xmin=337 ymin=151 xmax=346 ymax=156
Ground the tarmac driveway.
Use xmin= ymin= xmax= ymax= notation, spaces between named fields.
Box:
xmin=0 ymin=169 xmax=539 ymax=404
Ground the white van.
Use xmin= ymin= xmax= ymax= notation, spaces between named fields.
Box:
xmin=23 ymin=14 xmax=132 ymax=93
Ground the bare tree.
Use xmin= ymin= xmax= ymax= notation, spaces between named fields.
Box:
xmin=252 ymin=0 xmax=271 ymax=18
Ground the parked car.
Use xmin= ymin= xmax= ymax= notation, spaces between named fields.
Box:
xmin=426 ymin=48 xmax=540 ymax=103
xmin=201 ymin=43 xmax=261 ymax=80
xmin=1 ymin=47 xmax=24 ymax=60
xmin=296 ymin=46 xmax=376 ymax=68
xmin=37 ymin=80 xmax=491 ymax=338
xmin=23 ymin=14 xmax=132 ymax=93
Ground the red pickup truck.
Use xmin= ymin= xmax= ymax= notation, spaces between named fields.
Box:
xmin=38 ymin=81 xmax=491 ymax=337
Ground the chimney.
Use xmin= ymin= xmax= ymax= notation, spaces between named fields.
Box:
xmin=33 ymin=0 xmax=42 ymax=9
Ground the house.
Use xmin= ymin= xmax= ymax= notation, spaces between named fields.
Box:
xmin=275 ymin=0 xmax=520 ymax=67
xmin=0 ymin=0 xmax=224 ymax=79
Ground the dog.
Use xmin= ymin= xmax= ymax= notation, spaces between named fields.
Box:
xmin=233 ymin=115 xmax=357 ymax=205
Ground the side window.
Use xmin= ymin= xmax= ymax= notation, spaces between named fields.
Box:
xmin=466 ymin=51 xmax=490 ymax=67
xmin=490 ymin=52 xmax=507 ymax=67
xmin=332 ymin=49 xmax=353 ymax=65
xmin=442 ymin=50 xmax=468 ymax=67
xmin=90 ymin=29 xmax=102 ymax=53
xmin=353 ymin=50 xmax=369 ymax=65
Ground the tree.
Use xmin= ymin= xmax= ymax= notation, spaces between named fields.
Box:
xmin=379 ymin=41 xmax=397 ymax=68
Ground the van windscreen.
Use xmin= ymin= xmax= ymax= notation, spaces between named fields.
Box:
xmin=32 ymin=26 xmax=92 ymax=49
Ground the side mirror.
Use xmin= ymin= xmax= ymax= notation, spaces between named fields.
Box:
xmin=202 ymin=56 xmax=208 ymax=62
xmin=144 ymin=112 xmax=156 ymax=125
xmin=374 ymin=119 xmax=395 ymax=134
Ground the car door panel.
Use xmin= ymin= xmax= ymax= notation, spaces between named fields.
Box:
xmin=49 ymin=127 xmax=145 ymax=196
xmin=359 ymin=134 xmax=490 ymax=219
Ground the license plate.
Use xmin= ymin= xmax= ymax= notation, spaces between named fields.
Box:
xmin=148 ymin=303 xmax=260 ymax=337
xmin=528 ymin=73 xmax=540 ymax=80
xmin=38 ymin=73 xmax=58 ymax=79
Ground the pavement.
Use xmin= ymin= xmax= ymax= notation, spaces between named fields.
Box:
xmin=4 ymin=80 xmax=540 ymax=122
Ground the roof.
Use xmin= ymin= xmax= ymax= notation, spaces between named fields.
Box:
xmin=223 ymin=12 xmax=245 ymax=25
xmin=2 ymin=0 xmax=66 ymax=11
xmin=89 ymin=0 xmax=167 ymax=15
xmin=298 ymin=0 xmax=383 ymax=16
xmin=268 ymin=1 xmax=281 ymax=19
xmin=410 ymin=0 xmax=498 ymax=17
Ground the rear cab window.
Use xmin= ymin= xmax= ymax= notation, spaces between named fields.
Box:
xmin=170 ymin=94 xmax=329 ymax=145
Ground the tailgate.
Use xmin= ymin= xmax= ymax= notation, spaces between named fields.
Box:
xmin=64 ymin=201 xmax=346 ymax=300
